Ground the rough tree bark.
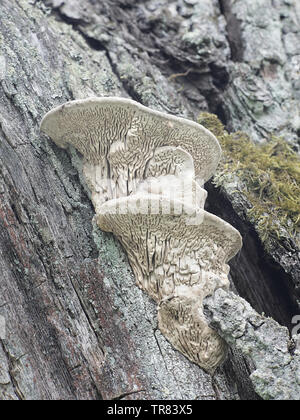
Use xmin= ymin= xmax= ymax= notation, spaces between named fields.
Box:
xmin=0 ymin=0 xmax=299 ymax=400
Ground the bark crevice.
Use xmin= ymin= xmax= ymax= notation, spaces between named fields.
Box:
xmin=218 ymin=0 xmax=244 ymax=62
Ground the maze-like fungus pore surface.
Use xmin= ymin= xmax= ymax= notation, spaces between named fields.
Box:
xmin=41 ymin=97 xmax=242 ymax=373
xmin=138 ymin=146 xmax=208 ymax=210
xmin=40 ymin=98 xmax=221 ymax=210
xmin=98 ymin=196 xmax=241 ymax=372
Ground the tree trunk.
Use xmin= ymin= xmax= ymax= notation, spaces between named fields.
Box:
xmin=0 ymin=0 xmax=299 ymax=400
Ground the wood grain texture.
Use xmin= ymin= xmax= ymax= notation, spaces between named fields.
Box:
xmin=1 ymin=0 xmax=299 ymax=400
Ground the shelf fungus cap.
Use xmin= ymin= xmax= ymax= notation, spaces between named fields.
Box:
xmin=97 ymin=194 xmax=242 ymax=371
xmin=97 ymin=194 xmax=242 ymax=264
xmin=40 ymin=97 xmax=221 ymax=183
xmin=97 ymin=194 xmax=242 ymax=310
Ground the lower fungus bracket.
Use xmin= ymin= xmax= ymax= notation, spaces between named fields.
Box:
xmin=97 ymin=194 xmax=242 ymax=373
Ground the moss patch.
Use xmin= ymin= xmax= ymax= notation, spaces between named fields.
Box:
xmin=198 ymin=113 xmax=300 ymax=244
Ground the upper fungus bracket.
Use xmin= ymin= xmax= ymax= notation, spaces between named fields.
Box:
xmin=40 ymin=97 xmax=222 ymax=184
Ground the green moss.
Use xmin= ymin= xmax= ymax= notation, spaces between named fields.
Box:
xmin=198 ymin=112 xmax=300 ymax=244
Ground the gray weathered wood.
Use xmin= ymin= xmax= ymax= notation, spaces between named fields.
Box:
xmin=0 ymin=0 xmax=299 ymax=400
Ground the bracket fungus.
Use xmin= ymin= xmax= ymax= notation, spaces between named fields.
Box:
xmin=40 ymin=97 xmax=220 ymax=211
xmin=98 ymin=196 xmax=241 ymax=371
xmin=41 ymin=97 xmax=242 ymax=373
